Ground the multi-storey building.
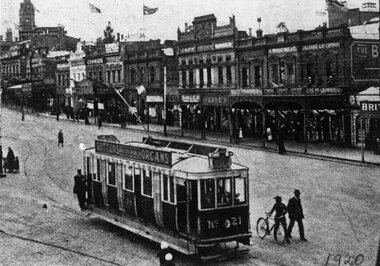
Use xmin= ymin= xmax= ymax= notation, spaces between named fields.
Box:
xmin=69 ymin=42 xmax=87 ymax=108
xmin=177 ymin=14 xmax=247 ymax=135
xmin=52 ymin=51 xmax=71 ymax=113
xmin=123 ymin=39 xmax=178 ymax=124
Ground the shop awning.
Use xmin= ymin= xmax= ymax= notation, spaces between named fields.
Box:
xmin=7 ymin=83 xmax=32 ymax=92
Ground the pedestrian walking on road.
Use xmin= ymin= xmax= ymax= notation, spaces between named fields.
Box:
xmin=98 ymin=115 xmax=102 ymax=129
xmin=14 ymin=157 xmax=20 ymax=173
xmin=58 ymin=130 xmax=64 ymax=147
xmin=73 ymin=169 xmax=87 ymax=210
xmin=269 ymin=196 xmax=290 ymax=243
xmin=238 ymin=127 xmax=243 ymax=143
xmin=6 ymin=147 xmax=15 ymax=173
xmin=287 ymin=189 xmax=307 ymax=241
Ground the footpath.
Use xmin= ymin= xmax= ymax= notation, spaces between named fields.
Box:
xmin=9 ymin=106 xmax=380 ymax=166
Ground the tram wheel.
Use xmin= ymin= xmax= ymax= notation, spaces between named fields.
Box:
xmin=274 ymin=223 xmax=286 ymax=245
xmin=256 ymin=218 xmax=268 ymax=239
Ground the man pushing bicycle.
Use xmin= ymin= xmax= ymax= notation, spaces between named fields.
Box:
xmin=268 ymin=196 xmax=290 ymax=243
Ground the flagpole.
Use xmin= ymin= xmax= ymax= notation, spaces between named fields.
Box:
xmin=142 ymin=0 xmax=145 ymax=40
xmin=109 ymin=83 xmax=151 ymax=138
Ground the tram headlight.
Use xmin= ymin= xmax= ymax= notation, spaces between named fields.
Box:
xmin=224 ymin=219 xmax=231 ymax=228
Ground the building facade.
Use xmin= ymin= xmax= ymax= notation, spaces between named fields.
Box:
xmin=177 ymin=14 xmax=245 ymax=135
xmin=123 ymin=39 xmax=178 ymax=125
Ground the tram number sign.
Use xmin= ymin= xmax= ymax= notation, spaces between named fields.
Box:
xmin=207 ymin=216 xmax=242 ymax=229
xmin=360 ymin=101 xmax=380 ymax=113
xmin=95 ymin=140 xmax=172 ymax=167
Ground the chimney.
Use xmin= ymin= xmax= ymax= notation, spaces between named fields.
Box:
xmin=249 ymin=28 xmax=252 ymax=36
xmin=256 ymin=29 xmax=263 ymax=38
xmin=117 ymin=32 xmax=120 ymax=42
xmin=0 ymin=35 xmax=3 ymax=41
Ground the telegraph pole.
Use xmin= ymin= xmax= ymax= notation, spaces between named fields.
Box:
xmin=0 ymin=42 xmax=6 ymax=177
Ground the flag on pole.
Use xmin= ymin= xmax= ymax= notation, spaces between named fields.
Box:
xmin=89 ymin=3 xmax=101 ymax=13
xmin=136 ymin=85 xmax=147 ymax=97
xmin=143 ymin=5 xmax=158 ymax=15
xmin=34 ymin=6 xmax=40 ymax=13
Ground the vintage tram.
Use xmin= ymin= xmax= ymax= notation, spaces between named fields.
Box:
xmin=82 ymin=136 xmax=251 ymax=261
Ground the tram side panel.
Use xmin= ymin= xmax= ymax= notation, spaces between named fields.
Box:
xmin=135 ymin=169 xmax=155 ymax=224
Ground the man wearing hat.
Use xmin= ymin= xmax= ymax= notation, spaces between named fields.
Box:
xmin=157 ymin=241 xmax=170 ymax=266
xmin=287 ymin=189 xmax=307 ymax=241
xmin=269 ymin=195 xmax=290 ymax=243
xmin=73 ymin=169 xmax=87 ymax=210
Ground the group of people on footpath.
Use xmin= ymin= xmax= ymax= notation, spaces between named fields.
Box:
xmin=3 ymin=147 xmax=20 ymax=174
xmin=269 ymin=189 xmax=307 ymax=243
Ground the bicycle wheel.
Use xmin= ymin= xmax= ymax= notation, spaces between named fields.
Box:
xmin=256 ymin=218 xmax=268 ymax=239
xmin=274 ymin=223 xmax=286 ymax=245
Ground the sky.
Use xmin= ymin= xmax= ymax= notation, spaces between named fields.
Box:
xmin=0 ymin=0 xmax=376 ymax=42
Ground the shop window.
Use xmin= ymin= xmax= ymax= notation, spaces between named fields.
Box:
xmin=142 ymin=169 xmax=152 ymax=197
xmin=150 ymin=66 xmax=155 ymax=82
xmin=254 ymin=66 xmax=261 ymax=87
xmin=112 ymin=70 xmax=116 ymax=83
xmin=218 ymin=66 xmax=224 ymax=85
xmin=242 ymin=67 xmax=248 ymax=88
xmin=234 ymin=177 xmax=246 ymax=205
xmin=201 ymin=179 xmax=215 ymax=209
xmin=117 ymin=70 xmax=121 ymax=83
xmin=181 ymin=59 xmax=186 ymax=65
xmin=108 ymin=162 xmax=116 ymax=186
xmin=218 ymin=56 xmax=223 ymax=62
xmin=199 ymin=68 xmax=204 ymax=87
xmin=226 ymin=66 xmax=232 ymax=84
xmin=207 ymin=67 xmax=212 ymax=87
xmin=279 ymin=61 xmax=286 ymax=83
xmin=140 ymin=67 xmax=145 ymax=83
xmin=206 ymin=57 xmax=211 ymax=64
xmin=124 ymin=166 xmax=133 ymax=191
xmin=182 ymin=70 xmax=187 ymax=88
xmin=271 ymin=64 xmax=279 ymax=84
xmin=226 ymin=55 xmax=231 ymax=62
xmin=163 ymin=174 xmax=175 ymax=203
xmin=189 ymin=69 xmax=194 ymax=87
xmin=107 ymin=70 xmax=111 ymax=83
xmin=93 ymin=159 xmax=100 ymax=181
xmin=217 ymin=178 xmax=232 ymax=207
xmin=189 ymin=59 xmax=193 ymax=65
xmin=99 ymin=71 xmax=103 ymax=82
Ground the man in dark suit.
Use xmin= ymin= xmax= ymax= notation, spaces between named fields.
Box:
xmin=287 ymin=189 xmax=307 ymax=241
xmin=73 ymin=169 xmax=87 ymax=210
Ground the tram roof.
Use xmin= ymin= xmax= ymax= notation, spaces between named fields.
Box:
xmin=87 ymin=137 xmax=248 ymax=174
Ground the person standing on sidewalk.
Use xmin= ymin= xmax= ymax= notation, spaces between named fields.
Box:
xmin=287 ymin=189 xmax=307 ymax=241
xmin=58 ymin=130 xmax=64 ymax=147
xmin=157 ymin=241 xmax=170 ymax=266
xmin=277 ymin=124 xmax=287 ymax=154
xmin=73 ymin=169 xmax=87 ymax=210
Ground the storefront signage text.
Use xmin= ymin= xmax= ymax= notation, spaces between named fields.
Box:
xmin=268 ymin=46 xmax=297 ymax=54
xmin=215 ymin=42 xmax=233 ymax=49
xmin=231 ymin=89 xmax=262 ymax=96
xmin=305 ymin=87 xmax=342 ymax=94
xmin=179 ymin=47 xmax=195 ymax=53
xmin=106 ymin=56 xmax=121 ymax=63
xmin=360 ymin=101 xmax=380 ymax=113
xmin=87 ymin=58 xmax=103 ymax=65
xmin=95 ymin=140 xmax=172 ymax=167
xmin=105 ymin=43 xmax=119 ymax=54
xmin=302 ymin=42 xmax=340 ymax=51
xmin=182 ymin=94 xmax=200 ymax=103
xmin=202 ymin=96 xmax=229 ymax=106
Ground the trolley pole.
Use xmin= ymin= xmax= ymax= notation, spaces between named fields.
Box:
xmin=0 ymin=88 xmax=6 ymax=178
xmin=163 ymin=66 xmax=167 ymax=136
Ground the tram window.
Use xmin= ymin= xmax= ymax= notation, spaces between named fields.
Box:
xmin=94 ymin=159 xmax=101 ymax=181
xmin=142 ymin=170 xmax=152 ymax=197
xmin=217 ymin=178 xmax=232 ymax=207
xmin=163 ymin=174 xmax=175 ymax=203
xmin=124 ymin=167 xmax=133 ymax=191
xmin=201 ymin=179 xmax=215 ymax=209
xmin=108 ymin=162 xmax=116 ymax=186
xmin=234 ymin=177 xmax=246 ymax=205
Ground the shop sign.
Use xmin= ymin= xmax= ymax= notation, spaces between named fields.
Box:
xmin=360 ymin=101 xmax=380 ymax=113
xmin=179 ymin=47 xmax=195 ymax=53
xmin=305 ymin=87 xmax=342 ymax=94
xmin=351 ymin=41 xmax=379 ymax=81
xmin=105 ymin=43 xmax=119 ymax=54
xmin=182 ymin=94 xmax=200 ymax=103
xmin=202 ymin=96 xmax=229 ymax=106
xmin=231 ymin=89 xmax=262 ymax=96
xmin=302 ymin=42 xmax=340 ymax=51
xmin=167 ymin=95 xmax=181 ymax=103
xmin=87 ymin=58 xmax=103 ymax=65
xmin=106 ymin=56 xmax=121 ymax=63
xmin=146 ymin=95 xmax=163 ymax=103
xmin=197 ymin=44 xmax=212 ymax=51
xmin=215 ymin=42 xmax=233 ymax=49
xmin=95 ymin=140 xmax=172 ymax=167
xmin=268 ymin=46 xmax=297 ymax=54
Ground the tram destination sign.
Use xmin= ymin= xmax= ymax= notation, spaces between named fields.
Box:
xmin=360 ymin=101 xmax=380 ymax=113
xmin=95 ymin=140 xmax=172 ymax=167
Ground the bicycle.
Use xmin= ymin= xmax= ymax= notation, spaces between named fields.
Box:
xmin=256 ymin=212 xmax=287 ymax=245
